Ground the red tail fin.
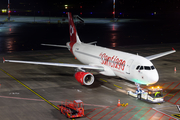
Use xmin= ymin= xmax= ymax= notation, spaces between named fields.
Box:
xmin=68 ymin=12 xmax=81 ymax=43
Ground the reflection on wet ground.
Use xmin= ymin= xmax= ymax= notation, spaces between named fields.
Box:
xmin=0 ymin=18 xmax=180 ymax=53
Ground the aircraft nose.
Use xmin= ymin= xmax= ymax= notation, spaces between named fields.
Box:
xmin=149 ymin=70 xmax=159 ymax=84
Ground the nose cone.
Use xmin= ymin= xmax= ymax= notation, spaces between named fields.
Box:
xmin=149 ymin=69 xmax=159 ymax=84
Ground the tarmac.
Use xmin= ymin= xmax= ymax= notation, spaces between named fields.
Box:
xmin=0 ymin=43 xmax=180 ymax=120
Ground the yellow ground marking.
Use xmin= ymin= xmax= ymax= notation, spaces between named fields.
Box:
xmin=114 ymin=84 xmax=122 ymax=89
xmin=171 ymin=114 xmax=180 ymax=119
xmin=99 ymin=78 xmax=107 ymax=82
xmin=158 ymin=103 xmax=161 ymax=105
xmin=166 ymin=94 xmax=174 ymax=97
xmin=0 ymin=68 xmax=59 ymax=110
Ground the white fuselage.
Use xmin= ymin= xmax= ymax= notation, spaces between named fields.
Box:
xmin=72 ymin=42 xmax=159 ymax=85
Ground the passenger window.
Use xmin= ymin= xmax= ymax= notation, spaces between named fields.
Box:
xmin=136 ymin=66 xmax=140 ymax=70
xmin=140 ymin=66 xmax=143 ymax=70
xmin=144 ymin=66 xmax=151 ymax=70
xmin=151 ymin=66 xmax=155 ymax=70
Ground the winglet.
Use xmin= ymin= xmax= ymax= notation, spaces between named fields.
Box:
xmin=3 ymin=57 xmax=5 ymax=63
xmin=172 ymin=47 xmax=175 ymax=51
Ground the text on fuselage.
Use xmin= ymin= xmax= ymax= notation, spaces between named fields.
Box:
xmin=99 ymin=52 xmax=126 ymax=71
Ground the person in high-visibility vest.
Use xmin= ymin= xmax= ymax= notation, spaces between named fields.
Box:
xmin=155 ymin=92 xmax=160 ymax=97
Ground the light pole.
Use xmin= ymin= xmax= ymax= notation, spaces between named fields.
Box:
xmin=8 ymin=0 xmax=10 ymax=20
xmin=113 ymin=0 xmax=115 ymax=19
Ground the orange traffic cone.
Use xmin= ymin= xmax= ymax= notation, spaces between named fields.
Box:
xmin=174 ymin=67 xmax=177 ymax=73
xmin=117 ymin=99 xmax=121 ymax=107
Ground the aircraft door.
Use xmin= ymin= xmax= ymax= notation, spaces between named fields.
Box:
xmin=126 ymin=59 xmax=134 ymax=74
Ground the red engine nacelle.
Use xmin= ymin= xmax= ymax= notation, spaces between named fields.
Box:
xmin=74 ymin=72 xmax=94 ymax=85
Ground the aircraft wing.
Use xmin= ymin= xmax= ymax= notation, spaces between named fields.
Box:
xmin=41 ymin=44 xmax=67 ymax=48
xmin=3 ymin=58 xmax=104 ymax=71
xmin=145 ymin=48 xmax=176 ymax=60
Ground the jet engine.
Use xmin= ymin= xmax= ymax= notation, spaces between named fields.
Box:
xmin=74 ymin=71 xmax=94 ymax=85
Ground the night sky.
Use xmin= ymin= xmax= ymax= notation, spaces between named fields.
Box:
xmin=1 ymin=0 xmax=180 ymax=18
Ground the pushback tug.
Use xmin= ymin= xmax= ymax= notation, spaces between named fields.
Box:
xmin=128 ymin=84 xmax=164 ymax=103
xmin=57 ymin=100 xmax=84 ymax=119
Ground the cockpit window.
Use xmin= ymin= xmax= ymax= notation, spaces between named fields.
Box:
xmin=151 ymin=66 xmax=155 ymax=70
xmin=136 ymin=66 xmax=140 ymax=70
xmin=144 ymin=66 xmax=151 ymax=70
xmin=140 ymin=66 xmax=143 ymax=70
xmin=137 ymin=66 xmax=156 ymax=70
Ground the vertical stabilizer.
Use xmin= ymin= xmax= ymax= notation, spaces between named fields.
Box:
xmin=68 ymin=12 xmax=81 ymax=43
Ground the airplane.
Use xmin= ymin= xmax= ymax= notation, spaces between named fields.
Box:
xmin=3 ymin=12 xmax=176 ymax=86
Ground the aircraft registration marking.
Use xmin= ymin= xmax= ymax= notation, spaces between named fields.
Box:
xmin=0 ymin=68 xmax=59 ymax=110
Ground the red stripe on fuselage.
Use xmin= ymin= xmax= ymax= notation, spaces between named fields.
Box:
xmin=69 ymin=42 xmax=75 ymax=54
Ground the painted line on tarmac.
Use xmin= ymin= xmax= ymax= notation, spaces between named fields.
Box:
xmin=152 ymin=108 xmax=178 ymax=120
xmin=0 ymin=68 xmax=59 ymax=110
xmin=99 ymin=78 xmax=107 ymax=82
xmin=114 ymin=84 xmax=122 ymax=89
xmin=101 ymin=85 xmax=112 ymax=90
xmin=0 ymin=95 xmax=109 ymax=108
xmin=138 ymin=108 xmax=152 ymax=120
xmin=99 ymin=78 xmax=123 ymax=89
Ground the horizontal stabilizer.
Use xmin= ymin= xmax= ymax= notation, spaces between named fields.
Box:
xmin=41 ymin=44 xmax=67 ymax=48
xmin=87 ymin=41 xmax=97 ymax=45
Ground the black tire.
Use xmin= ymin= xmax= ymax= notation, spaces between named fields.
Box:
xmin=137 ymin=94 xmax=141 ymax=100
xmin=65 ymin=113 xmax=68 ymax=118
xmin=60 ymin=110 xmax=62 ymax=114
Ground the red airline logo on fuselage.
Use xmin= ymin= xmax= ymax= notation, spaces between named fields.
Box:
xmin=99 ymin=52 xmax=126 ymax=71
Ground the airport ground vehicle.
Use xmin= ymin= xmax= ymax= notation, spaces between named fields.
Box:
xmin=57 ymin=100 xmax=84 ymax=119
xmin=127 ymin=86 xmax=164 ymax=103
